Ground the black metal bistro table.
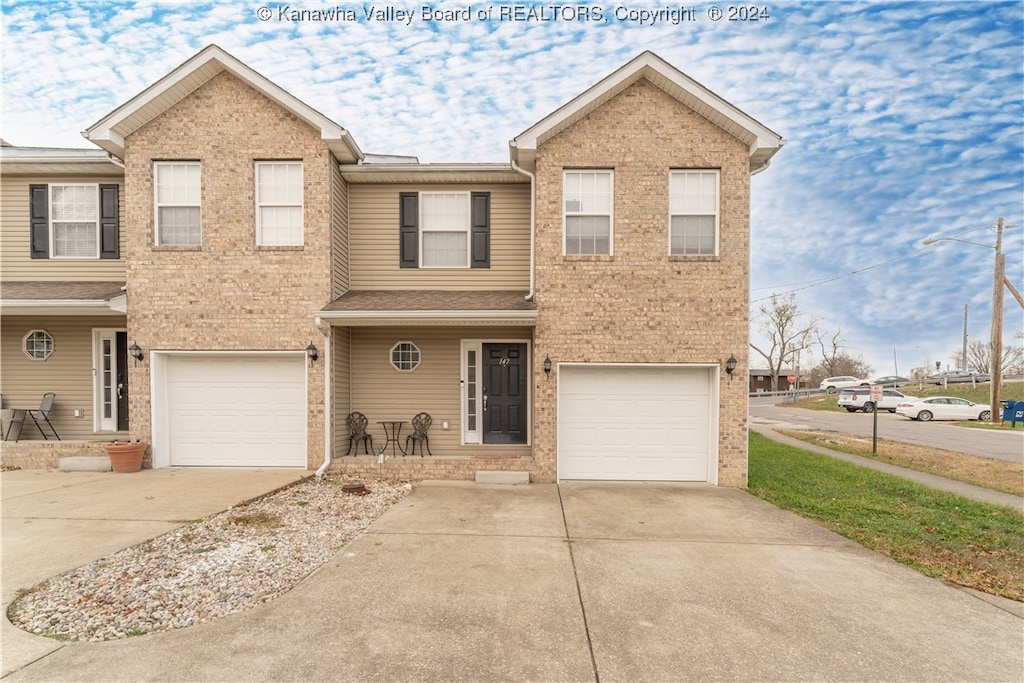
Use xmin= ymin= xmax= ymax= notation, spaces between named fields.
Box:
xmin=376 ymin=420 xmax=408 ymax=460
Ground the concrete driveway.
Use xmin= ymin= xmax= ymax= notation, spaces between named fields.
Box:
xmin=3 ymin=475 xmax=1022 ymax=682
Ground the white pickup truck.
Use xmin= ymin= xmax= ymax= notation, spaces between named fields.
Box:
xmin=837 ymin=388 xmax=918 ymax=413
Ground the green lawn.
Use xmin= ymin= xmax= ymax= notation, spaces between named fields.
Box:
xmin=747 ymin=431 xmax=1024 ymax=601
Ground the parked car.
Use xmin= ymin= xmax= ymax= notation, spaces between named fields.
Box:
xmin=819 ymin=376 xmax=869 ymax=393
xmin=895 ymin=397 xmax=993 ymax=422
xmin=869 ymin=375 xmax=909 ymax=387
xmin=925 ymin=370 xmax=990 ymax=385
xmin=838 ymin=388 xmax=918 ymax=413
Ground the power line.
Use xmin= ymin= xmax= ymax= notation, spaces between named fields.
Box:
xmin=750 ymin=223 xmax=1003 ymax=304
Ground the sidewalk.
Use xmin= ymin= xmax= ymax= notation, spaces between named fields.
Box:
xmin=750 ymin=424 xmax=1024 ymax=510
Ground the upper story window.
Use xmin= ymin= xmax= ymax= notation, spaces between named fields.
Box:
xmin=564 ymin=170 xmax=612 ymax=255
xmin=154 ymin=162 xmax=201 ymax=246
xmin=398 ymin=191 xmax=490 ymax=269
xmin=421 ymin=192 xmax=469 ymax=268
xmin=29 ymin=184 xmax=119 ymax=260
xmin=256 ymin=161 xmax=304 ymax=246
xmin=670 ymin=170 xmax=719 ymax=256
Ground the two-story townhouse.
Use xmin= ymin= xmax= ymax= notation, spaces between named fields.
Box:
xmin=0 ymin=143 xmax=128 ymax=463
xmin=1 ymin=45 xmax=782 ymax=486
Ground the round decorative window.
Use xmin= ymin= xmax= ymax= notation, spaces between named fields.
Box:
xmin=390 ymin=342 xmax=421 ymax=371
xmin=24 ymin=330 xmax=54 ymax=361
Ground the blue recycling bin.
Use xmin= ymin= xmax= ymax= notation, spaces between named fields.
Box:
xmin=1001 ymin=401 xmax=1024 ymax=426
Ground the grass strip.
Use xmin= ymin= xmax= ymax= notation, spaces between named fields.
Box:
xmin=748 ymin=431 xmax=1024 ymax=602
xmin=776 ymin=429 xmax=1024 ymax=496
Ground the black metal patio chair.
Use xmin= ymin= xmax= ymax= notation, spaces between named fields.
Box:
xmin=405 ymin=412 xmax=432 ymax=457
xmin=345 ymin=412 xmax=374 ymax=456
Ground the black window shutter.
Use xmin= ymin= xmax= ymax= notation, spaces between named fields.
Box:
xmin=470 ymin=192 xmax=490 ymax=268
xmin=29 ymin=184 xmax=49 ymax=259
xmin=399 ymin=192 xmax=418 ymax=268
xmin=99 ymin=184 xmax=120 ymax=259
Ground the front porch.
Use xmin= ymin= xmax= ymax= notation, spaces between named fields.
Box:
xmin=318 ymin=290 xmax=539 ymax=481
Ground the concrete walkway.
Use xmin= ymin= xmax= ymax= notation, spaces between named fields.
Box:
xmin=3 ymin=474 xmax=1022 ymax=682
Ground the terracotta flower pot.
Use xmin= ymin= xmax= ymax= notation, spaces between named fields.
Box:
xmin=103 ymin=442 xmax=147 ymax=473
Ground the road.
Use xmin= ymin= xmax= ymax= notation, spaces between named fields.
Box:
xmin=749 ymin=396 xmax=1024 ymax=465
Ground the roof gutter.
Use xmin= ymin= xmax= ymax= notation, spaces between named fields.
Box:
xmin=510 ymin=147 xmax=536 ymax=301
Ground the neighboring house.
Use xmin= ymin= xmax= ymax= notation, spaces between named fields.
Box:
xmin=0 ymin=45 xmax=783 ymax=486
xmin=748 ymin=370 xmax=800 ymax=393
xmin=0 ymin=144 xmax=127 ymax=463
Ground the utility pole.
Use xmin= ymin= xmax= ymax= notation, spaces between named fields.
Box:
xmin=962 ymin=304 xmax=968 ymax=371
xmin=990 ymin=217 xmax=1005 ymax=424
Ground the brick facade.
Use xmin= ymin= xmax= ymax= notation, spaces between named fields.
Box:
xmin=531 ymin=80 xmax=751 ymax=486
xmin=123 ymin=72 xmax=334 ymax=469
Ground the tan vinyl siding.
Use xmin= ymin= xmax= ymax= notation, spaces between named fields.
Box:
xmin=339 ymin=326 xmax=532 ymax=457
xmin=0 ymin=176 xmax=126 ymax=281
xmin=348 ymin=184 xmax=531 ymax=290
xmin=331 ymin=164 xmax=350 ymax=298
xmin=0 ymin=315 xmax=127 ymax=440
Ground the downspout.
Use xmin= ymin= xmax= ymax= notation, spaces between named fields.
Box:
xmin=314 ymin=316 xmax=333 ymax=480
xmin=510 ymin=149 xmax=536 ymax=301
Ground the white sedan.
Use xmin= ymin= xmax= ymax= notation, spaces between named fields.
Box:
xmin=895 ymin=397 xmax=993 ymax=422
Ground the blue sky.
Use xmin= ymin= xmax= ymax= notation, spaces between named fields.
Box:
xmin=2 ymin=0 xmax=1021 ymax=376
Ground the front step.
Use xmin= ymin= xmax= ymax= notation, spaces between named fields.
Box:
xmin=475 ymin=470 xmax=529 ymax=485
xmin=59 ymin=456 xmax=111 ymax=472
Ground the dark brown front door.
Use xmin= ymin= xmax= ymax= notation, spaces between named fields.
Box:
xmin=483 ymin=343 xmax=527 ymax=444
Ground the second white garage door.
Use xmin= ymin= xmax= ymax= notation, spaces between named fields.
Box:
xmin=558 ymin=365 xmax=714 ymax=481
xmin=164 ymin=354 xmax=306 ymax=468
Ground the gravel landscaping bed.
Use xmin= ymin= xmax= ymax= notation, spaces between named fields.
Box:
xmin=8 ymin=477 xmax=413 ymax=642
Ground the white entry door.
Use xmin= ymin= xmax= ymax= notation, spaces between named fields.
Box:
xmin=558 ymin=365 xmax=714 ymax=481
xmin=163 ymin=354 xmax=306 ymax=467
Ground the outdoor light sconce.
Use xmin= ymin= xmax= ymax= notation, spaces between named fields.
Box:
xmin=725 ymin=355 xmax=738 ymax=382
xmin=129 ymin=342 xmax=144 ymax=364
xmin=543 ymin=355 xmax=552 ymax=379
xmin=306 ymin=342 xmax=319 ymax=364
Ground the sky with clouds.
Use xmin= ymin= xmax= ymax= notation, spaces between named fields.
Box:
xmin=2 ymin=0 xmax=1021 ymax=377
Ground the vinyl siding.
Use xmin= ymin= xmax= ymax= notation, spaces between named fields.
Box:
xmin=1 ymin=176 xmax=126 ymax=281
xmin=331 ymin=164 xmax=350 ymax=298
xmin=337 ymin=326 xmax=532 ymax=457
xmin=0 ymin=315 xmax=128 ymax=440
xmin=348 ymin=184 xmax=531 ymax=290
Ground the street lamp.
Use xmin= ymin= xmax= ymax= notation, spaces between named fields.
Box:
xmin=922 ymin=218 xmax=1005 ymax=424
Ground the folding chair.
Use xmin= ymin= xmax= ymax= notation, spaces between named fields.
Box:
xmin=28 ymin=392 xmax=60 ymax=440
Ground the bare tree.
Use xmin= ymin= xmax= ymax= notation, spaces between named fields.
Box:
xmin=749 ymin=293 xmax=818 ymax=391
xmin=963 ymin=340 xmax=1023 ymax=375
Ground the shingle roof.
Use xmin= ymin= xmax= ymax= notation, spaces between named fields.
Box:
xmin=321 ymin=290 xmax=535 ymax=312
xmin=1 ymin=281 xmax=125 ymax=301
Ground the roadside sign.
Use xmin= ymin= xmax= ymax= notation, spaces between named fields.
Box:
xmin=787 ymin=374 xmax=796 ymax=383
xmin=870 ymin=384 xmax=883 ymax=401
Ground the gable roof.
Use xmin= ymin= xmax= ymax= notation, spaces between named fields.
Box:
xmin=510 ymin=51 xmax=784 ymax=173
xmin=83 ymin=45 xmax=363 ymax=163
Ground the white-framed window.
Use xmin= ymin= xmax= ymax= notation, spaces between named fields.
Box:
xmin=670 ymin=170 xmax=719 ymax=256
xmin=50 ymin=184 xmax=99 ymax=258
xmin=390 ymin=342 xmax=421 ymax=371
xmin=420 ymin=192 xmax=470 ymax=268
xmin=154 ymin=162 xmax=201 ymax=246
xmin=256 ymin=161 xmax=304 ymax=246
xmin=564 ymin=170 xmax=612 ymax=255
xmin=23 ymin=330 xmax=54 ymax=360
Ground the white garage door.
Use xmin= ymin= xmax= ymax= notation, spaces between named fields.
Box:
xmin=165 ymin=354 xmax=306 ymax=467
xmin=558 ymin=365 xmax=713 ymax=481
